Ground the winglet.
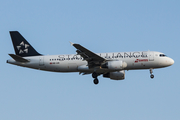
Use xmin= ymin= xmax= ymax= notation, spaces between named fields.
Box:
xmin=69 ymin=41 xmax=74 ymax=46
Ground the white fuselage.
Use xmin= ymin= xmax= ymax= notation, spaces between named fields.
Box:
xmin=7 ymin=51 xmax=174 ymax=73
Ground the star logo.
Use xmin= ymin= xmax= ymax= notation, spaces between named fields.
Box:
xmin=16 ymin=41 xmax=30 ymax=54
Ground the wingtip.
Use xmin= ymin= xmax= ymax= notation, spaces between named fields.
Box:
xmin=69 ymin=41 xmax=74 ymax=46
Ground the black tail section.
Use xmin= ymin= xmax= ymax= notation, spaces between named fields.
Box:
xmin=9 ymin=31 xmax=41 ymax=57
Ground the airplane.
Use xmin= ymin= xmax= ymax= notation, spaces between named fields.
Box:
xmin=7 ymin=31 xmax=174 ymax=84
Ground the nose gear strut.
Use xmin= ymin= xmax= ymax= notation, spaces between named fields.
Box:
xmin=150 ymin=68 xmax=154 ymax=79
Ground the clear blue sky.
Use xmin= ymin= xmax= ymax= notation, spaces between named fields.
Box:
xmin=0 ymin=0 xmax=179 ymax=120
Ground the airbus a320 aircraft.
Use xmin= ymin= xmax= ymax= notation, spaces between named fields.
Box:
xmin=7 ymin=31 xmax=174 ymax=84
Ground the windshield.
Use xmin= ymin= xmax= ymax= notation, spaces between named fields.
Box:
xmin=159 ymin=54 xmax=167 ymax=57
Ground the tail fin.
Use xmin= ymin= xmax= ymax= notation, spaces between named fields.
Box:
xmin=9 ymin=31 xmax=41 ymax=57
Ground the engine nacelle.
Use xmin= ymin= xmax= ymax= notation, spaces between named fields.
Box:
xmin=101 ymin=61 xmax=127 ymax=70
xmin=103 ymin=70 xmax=125 ymax=80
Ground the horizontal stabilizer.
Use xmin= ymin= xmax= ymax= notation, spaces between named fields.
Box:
xmin=9 ymin=54 xmax=29 ymax=62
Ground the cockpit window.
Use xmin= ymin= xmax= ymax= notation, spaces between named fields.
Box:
xmin=159 ymin=54 xmax=167 ymax=57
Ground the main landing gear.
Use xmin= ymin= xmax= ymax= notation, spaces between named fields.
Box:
xmin=93 ymin=78 xmax=99 ymax=85
xmin=150 ymin=68 xmax=154 ymax=79
xmin=92 ymin=72 xmax=99 ymax=85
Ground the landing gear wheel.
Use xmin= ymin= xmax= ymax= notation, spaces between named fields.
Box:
xmin=93 ymin=78 xmax=99 ymax=85
xmin=149 ymin=68 xmax=154 ymax=79
xmin=92 ymin=72 xmax=98 ymax=78
xmin=150 ymin=74 xmax=154 ymax=79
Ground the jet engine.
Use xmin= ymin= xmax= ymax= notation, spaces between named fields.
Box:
xmin=103 ymin=70 xmax=125 ymax=80
xmin=101 ymin=61 xmax=127 ymax=70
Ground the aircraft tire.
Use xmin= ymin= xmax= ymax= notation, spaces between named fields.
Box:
xmin=150 ymin=74 xmax=154 ymax=79
xmin=93 ymin=78 xmax=99 ymax=85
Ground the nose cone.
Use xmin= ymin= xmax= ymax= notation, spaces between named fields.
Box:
xmin=169 ymin=58 xmax=174 ymax=65
xmin=159 ymin=57 xmax=174 ymax=67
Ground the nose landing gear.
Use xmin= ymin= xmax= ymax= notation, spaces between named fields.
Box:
xmin=92 ymin=72 xmax=99 ymax=85
xmin=150 ymin=68 xmax=154 ymax=79
xmin=150 ymin=74 xmax=154 ymax=79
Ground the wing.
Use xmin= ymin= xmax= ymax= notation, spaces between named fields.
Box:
xmin=71 ymin=42 xmax=106 ymax=68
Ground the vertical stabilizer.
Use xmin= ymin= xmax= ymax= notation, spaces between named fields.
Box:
xmin=9 ymin=31 xmax=41 ymax=57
